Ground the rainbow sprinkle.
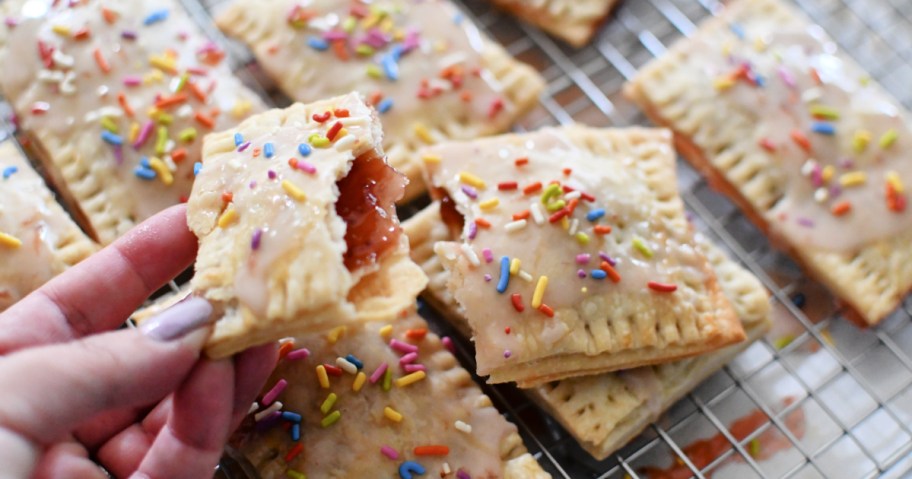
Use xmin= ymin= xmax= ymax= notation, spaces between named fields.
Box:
xmin=394 ymin=370 xmax=426 ymax=388
xmin=384 ymin=406 xmax=403 ymax=422
xmin=0 ymin=232 xmax=23 ymax=249
xmin=143 ymin=8 xmax=169 ymax=26
xmin=399 ymin=461 xmax=426 ymax=479
xmin=496 ymin=256 xmax=510 ymax=293
xmin=242 ymin=318 xmax=493 ymax=477
xmin=320 ymin=410 xmax=341 ymax=428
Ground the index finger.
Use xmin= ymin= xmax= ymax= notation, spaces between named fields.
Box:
xmin=0 ymin=204 xmax=197 ymax=353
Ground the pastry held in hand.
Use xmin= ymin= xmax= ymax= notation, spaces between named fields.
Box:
xmin=424 ymin=126 xmax=744 ymax=386
xmin=625 ymin=0 xmax=912 ymax=326
xmin=231 ymin=315 xmax=549 ymax=478
xmin=189 ymin=93 xmax=427 ymax=359
xmin=0 ymin=141 xmax=97 ymax=311
xmin=0 ymin=0 xmax=263 ymax=245
xmin=215 ymin=0 xmax=544 ymax=201
xmin=487 ymin=0 xmax=619 ymax=47
xmin=404 ymin=206 xmax=771 ymax=460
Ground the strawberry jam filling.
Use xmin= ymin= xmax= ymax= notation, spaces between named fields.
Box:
xmin=335 ymin=150 xmax=406 ymax=271
xmin=432 ymin=188 xmax=465 ymax=239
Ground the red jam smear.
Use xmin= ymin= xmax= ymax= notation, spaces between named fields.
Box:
xmin=335 ymin=150 xmax=406 ymax=271
xmin=433 ymin=188 xmax=465 ymax=238
xmin=644 ymin=397 xmax=805 ymax=479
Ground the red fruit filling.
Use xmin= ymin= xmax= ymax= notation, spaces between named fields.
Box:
xmin=335 ymin=151 xmax=406 ymax=271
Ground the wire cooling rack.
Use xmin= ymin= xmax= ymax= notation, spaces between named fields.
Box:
xmin=178 ymin=0 xmax=912 ymax=477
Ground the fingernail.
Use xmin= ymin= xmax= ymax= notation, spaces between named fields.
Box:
xmin=140 ymin=297 xmax=213 ymax=341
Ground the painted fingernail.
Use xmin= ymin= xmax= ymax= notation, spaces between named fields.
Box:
xmin=140 ymin=297 xmax=213 ymax=341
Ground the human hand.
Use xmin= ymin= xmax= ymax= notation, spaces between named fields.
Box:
xmin=0 ymin=205 xmax=277 ymax=479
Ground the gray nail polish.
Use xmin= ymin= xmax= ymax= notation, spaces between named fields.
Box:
xmin=140 ymin=297 xmax=213 ymax=341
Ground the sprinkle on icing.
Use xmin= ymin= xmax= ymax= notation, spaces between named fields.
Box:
xmin=458 ymin=171 xmax=486 ymax=189
xmin=316 ymin=365 xmax=330 ymax=389
xmin=284 ymin=444 xmax=304 ymax=463
xmin=496 ymin=256 xmax=510 ymax=293
xmin=394 ymin=370 xmax=426 ymax=388
xmin=414 ymin=445 xmax=449 ymax=456
xmin=423 ymin=138 xmax=701 ymax=329
xmin=384 ymin=406 xmax=403 ymax=422
xmin=319 ymin=393 xmax=338 ymax=415
xmin=531 ymin=275 xmax=548 ymax=309
xmin=454 ymin=420 xmax=472 ymax=433
xmin=381 ymin=445 xmax=400 ymax=460
xmin=632 ymin=237 xmax=654 ymax=258
xmin=0 ymin=232 xmax=23 ymax=249
xmin=12 ymin=0 xmax=257 ymax=217
xmin=320 ymin=410 xmax=342 ymax=427
xmin=647 ymin=281 xmax=678 ymax=293
xmin=399 ymin=461 xmax=426 ymax=479
xmin=711 ymin=19 xmax=910 ymax=245
xmin=262 ymin=379 xmax=288 ymax=406
xmin=280 ymin=180 xmax=307 ymax=201
xmin=217 ymin=208 xmax=238 ymax=228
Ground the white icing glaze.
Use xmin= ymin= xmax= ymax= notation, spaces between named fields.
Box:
xmin=233 ymin=318 xmax=522 ymax=478
xmin=190 ymin=95 xmax=377 ymax=320
xmin=425 ymin=129 xmax=709 ymax=376
xmin=0 ymin=0 xmax=262 ymax=234
xmin=0 ymin=143 xmax=89 ymax=310
xmin=697 ymin=23 xmax=912 ymax=252
xmin=227 ymin=0 xmax=519 ymax=144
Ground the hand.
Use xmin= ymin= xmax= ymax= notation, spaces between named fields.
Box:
xmin=0 ymin=205 xmax=277 ymax=479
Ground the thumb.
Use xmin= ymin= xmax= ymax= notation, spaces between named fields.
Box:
xmin=0 ymin=298 xmax=212 ymax=449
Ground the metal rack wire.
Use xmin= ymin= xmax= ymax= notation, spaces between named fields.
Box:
xmin=179 ymin=0 xmax=912 ymax=477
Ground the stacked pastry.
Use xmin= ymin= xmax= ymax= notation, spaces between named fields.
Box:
xmin=402 ymin=126 xmax=772 ymax=459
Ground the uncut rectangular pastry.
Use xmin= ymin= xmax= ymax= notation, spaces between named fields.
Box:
xmin=0 ymin=141 xmax=97 ymax=311
xmin=189 ymin=93 xmax=427 ymax=359
xmin=418 ymin=126 xmax=745 ymax=386
xmin=215 ymin=0 xmax=545 ymax=200
xmin=0 ymin=0 xmax=264 ymax=244
xmin=405 ymin=205 xmax=771 ymax=459
xmin=488 ymin=0 xmax=619 ymax=47
xmin=624 ymin=0 xmax=912 ymax=326
xmin=230 ymin=313 xmax=551 ymax=479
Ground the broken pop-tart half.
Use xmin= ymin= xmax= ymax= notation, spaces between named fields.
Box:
xmin=404 ymin=205 xmax=771 ymax=459
xmin=487 ymin=0 xmax=619 ymax=47
xmin=419 ymin=126 xmax=745 ymax=386
xmin=230 ymin=314 xmax=550 ymax=479
xmin=624 ymin=0 xmax=912 ymax=326
xmin=0 ymin=140 xmax=97 ymax=311
xmin=188 ymin=93 xmax=427 ymax=359
xmin=215 ymin=0 xmax=545 ymax=201
xmin=0 ymin=0 xmax=264 ymax=244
